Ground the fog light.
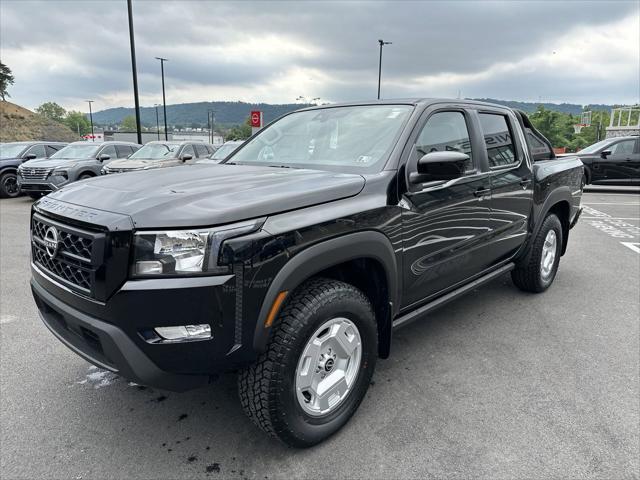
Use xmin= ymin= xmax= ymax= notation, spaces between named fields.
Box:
xmin=154 ymin=324 xmax=212 ymax=341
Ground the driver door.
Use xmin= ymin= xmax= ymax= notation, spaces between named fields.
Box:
xmin=399 ymin=108 xmax=494 ymax=310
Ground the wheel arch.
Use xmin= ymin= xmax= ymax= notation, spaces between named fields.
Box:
xmin=253 ymin=230 xmax=399 ymax=358
xmin=532 ymin=188 xmax=572 ymax=258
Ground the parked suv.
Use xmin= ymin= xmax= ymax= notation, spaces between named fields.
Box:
xmin=196 ymin=140 xmax=243 ymax=164
xmin=29 ymin=100 xmax=583 ymax=447
xmin=571 ymin=136 xmax=639 ymax=185
xmin=0 ymin=141 xmax=67 ymax=198
xmin=18 ymin=141 xmax=141 ymax=196
xmin=102 ymin=141 xmax=214 ymax=174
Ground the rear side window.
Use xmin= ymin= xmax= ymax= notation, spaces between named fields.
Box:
xmin=479 ymin=113 xmax=517 ymax=168
xmin=525 ymin=129 xmax=553 ymax=162
xmin=116 ymin=145 xmax=133 ymax=158
xmin=415 ymin=111 xmax=473 ymax=171
xmin=195 ymin=144 xmax=209 ymax=157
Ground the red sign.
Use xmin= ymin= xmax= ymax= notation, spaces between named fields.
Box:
xmin=250 ymin=111 xmax=262 ymax=128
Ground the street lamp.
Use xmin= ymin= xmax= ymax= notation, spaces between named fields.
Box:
xmin=127 ymin=0 xmax=142 ymax=145
xmin=377 ymin=39 xmax=392 ymax=100
xmin=86 ymin=100 xmax=94 ymax=141
xmin=155 ymin=56 xmax=169 ymax=140
xmin=154 ymin=104 xmax=161 ymax=140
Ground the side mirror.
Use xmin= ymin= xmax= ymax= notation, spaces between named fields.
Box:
xmin=600 ymin=150 xmax=611 ymax=159
xmin=181 ymin=154 xmax=193 ymax=162
xmin=98 ymin=154 xmax=111 ymax=161
xmin=410 ymin=151 xmax=469 ymax=184
xmin=23 ymin=153 xmax=37 ymax=160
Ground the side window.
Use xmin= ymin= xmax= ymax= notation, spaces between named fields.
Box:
xmin=525 ymin=129 xmax=552 ymax=161
xmin=609 ymin=140 xmax=635 ymax=155
xmin=181 ymin=144 xmax=195 ymax=157
xmin=479 ymin=113 xmax=517 ymax=168
xmin=100 ymin=145 xmax=118 ymax=159
xmin=25 ymin=144 xmax=47 ymax=158
xmin=195 ymin=144 xmax=209 ymax=157
xmin=45 ymin=145 xmax=61 ymax=156
xmin=116 ymin=145 xmax=132 ymax=158
xmin=415 ymin=111 xmax=473 ymax=171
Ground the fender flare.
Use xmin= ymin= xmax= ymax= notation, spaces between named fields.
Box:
xmin=253 ymin=230 xmax=399 ymax=352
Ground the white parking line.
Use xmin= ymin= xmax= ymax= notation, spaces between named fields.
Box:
xmin=583 ymin=202 xmax=640 ymax=206
xmin=621 ymin=242 xmax=640 ymax=254
xmin=582 ymin=217 xmax=640 ymax=221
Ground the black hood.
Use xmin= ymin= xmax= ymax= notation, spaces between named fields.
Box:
xmin=47 ymin=164 xmax=366 ymax=228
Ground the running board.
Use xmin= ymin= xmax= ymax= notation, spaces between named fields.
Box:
xmin=392 ymin=262 xmax=515 ymax=330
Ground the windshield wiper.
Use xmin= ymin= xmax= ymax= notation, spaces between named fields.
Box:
xmin=268 ymin=164 xmax=294 ymax=169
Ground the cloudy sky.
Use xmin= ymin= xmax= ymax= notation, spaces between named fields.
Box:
xmin=1 ymin=0 xmax=638 ymax=112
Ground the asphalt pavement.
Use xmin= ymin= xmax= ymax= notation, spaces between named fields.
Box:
xmin=1 ymin=191 xmax=639 ymax=479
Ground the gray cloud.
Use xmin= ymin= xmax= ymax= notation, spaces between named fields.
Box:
xmin=1 ymin=0 xmax=638 ymax=110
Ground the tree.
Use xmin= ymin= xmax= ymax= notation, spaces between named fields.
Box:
xmin=226 ymin=123 xmax=251 ymax=141
xmin=121 ymin=115 xmax=138 ymax=131
xmin=64 ymin=111 xmax=91 ymax=136
xmin=36 ymin=102 xmax=66 ymax=122
xmin=0 ymin=61 xmax=15 ymax=101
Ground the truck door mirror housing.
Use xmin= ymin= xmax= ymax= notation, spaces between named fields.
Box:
xmin=98 ymin=154 xmax=111 ymax=161
xmin=410 ymin=151 xmax=469 ymax=184
xmin=23 ymin=153 xmax=37 ymax=160
xmin=600 ymin=150 xmax=611 ymax=159
xmin=181 ymin=154 xmax=193 ymax=162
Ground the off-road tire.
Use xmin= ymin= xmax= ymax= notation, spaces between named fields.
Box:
xmin=0 ymin=172 xmax=20 ymax=198
xmin=511 ymin=213 xmax=563 ymax=293
xmin=238 ymin=278 xmax=377 ymax=447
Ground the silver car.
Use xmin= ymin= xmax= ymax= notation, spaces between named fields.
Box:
xmin=102 ymin=141 xmax=215 ymax=174
xmin=18 ymin=141 xmax=140 ymax=196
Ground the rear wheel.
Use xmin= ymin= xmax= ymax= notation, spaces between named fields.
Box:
xmin=79 ymin=173 xmax=93 ymax=180
xmin=0 ymin=172 xmax=20 ymax=198
xmin=511 ymin=213 xmax=563 ymax=293
xmin=238 ymin=278 xmax=377 ymax=447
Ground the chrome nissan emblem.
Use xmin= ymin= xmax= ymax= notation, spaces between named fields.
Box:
xmin=43 ymin=226 xmax=59 ymax=259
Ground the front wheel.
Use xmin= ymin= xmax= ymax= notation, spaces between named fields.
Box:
xmin=511 ymin=213 xmax=563 ymax=293
xmin=238 ymin=278 xmax=377 ymax=447
xmin=0 ymin=172 xmax=20 ymax=198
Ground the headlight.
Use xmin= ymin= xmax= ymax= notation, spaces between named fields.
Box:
xmin=131 ymin=219 xmax=263 ymax=277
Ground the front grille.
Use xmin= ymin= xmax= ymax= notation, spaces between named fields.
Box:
xmin=21 ymin=167 xmax=52 ymax=181
xmin=31 ymin=214 xmax=103 ymax=296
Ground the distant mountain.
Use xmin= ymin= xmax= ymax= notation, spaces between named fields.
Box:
xmin=91 ymin=99 xmax=617 ymax=127
xmin=0 ymin=101 xmax=79 ymax=143
xmin=91 ymin=101 xmax=313 ymax=127
xmin=472 ymin=98 xmax=614 ymax=115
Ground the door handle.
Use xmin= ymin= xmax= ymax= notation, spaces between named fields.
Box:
xmin=520 ymin=178 xmax=531 ymax=186
xmin=473 ymin=188 xmax=490 ymax=197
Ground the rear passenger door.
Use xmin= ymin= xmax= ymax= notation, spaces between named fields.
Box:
xmin=399 ymin=107 xmax=494 ymax=309
xmin=479 ymin=110 xmax=533 ymax=262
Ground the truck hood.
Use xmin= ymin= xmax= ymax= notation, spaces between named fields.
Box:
xmin=106 ymin=158 xmax=169 ymax=171
xmin=47 ymin=164 xmax=366 ymax=228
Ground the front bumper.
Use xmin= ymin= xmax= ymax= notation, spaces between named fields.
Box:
xmin=18 ymin=175 xmax=69 ymax=193
xmin=31 ymin=262 xmax=261 ymax=392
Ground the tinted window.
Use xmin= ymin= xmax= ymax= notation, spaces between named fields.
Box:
xmin=415 ymin=111 xmax=473 ymax=171
xmin=25 ymin=144 xmax=47 ymax=158
xmin=195 ymin=144 xmax=209 ymax=157
xmin=100 ymin=145 xmax=118 ymax=159
xmin=525 ymin=129 xmax=552 ymax=161
xmin=610 ymin=139 xmax=635 ymax=155
xmin=116 ymin=145 xmax=133 ymax=158
xmin=479 ymin=113 xmax=517 ymax=168
xmin=45 ymin=145 xmax=62 ymax=156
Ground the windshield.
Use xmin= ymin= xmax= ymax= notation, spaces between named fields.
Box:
xmin=51 ymin=144 xmax=100 ymax=159
xmin=211 ymin=143 xmax=240 ymax=160
xmin=227 ymin=105 xmax=413 ymax=172
xmin=578 ymin=139 xmax=615 ymax=154
xmin=128 ymin=143 xmax=180 ymax=160
xmin=0 ymin=144 xmax=28 ymax=159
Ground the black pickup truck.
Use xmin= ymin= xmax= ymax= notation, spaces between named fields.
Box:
xmin=29 ymin=99 xmax=583 ymax=447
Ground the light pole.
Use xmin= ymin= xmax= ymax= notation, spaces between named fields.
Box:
xmin=86 ymin=100 xmax=94 ymax=141
xmin=377 ymin=39 xmax=391 ymax=100
xmin=154 ymin=104 xmax=161 ymax=140
xmin=127 ymin=0 xmax=142 ymax=145
xmin=155 ymin=56 xmax=169 ymax=140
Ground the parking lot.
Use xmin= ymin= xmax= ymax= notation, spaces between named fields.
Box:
xmin=1 ymin=190 xmax=638 ymax=479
